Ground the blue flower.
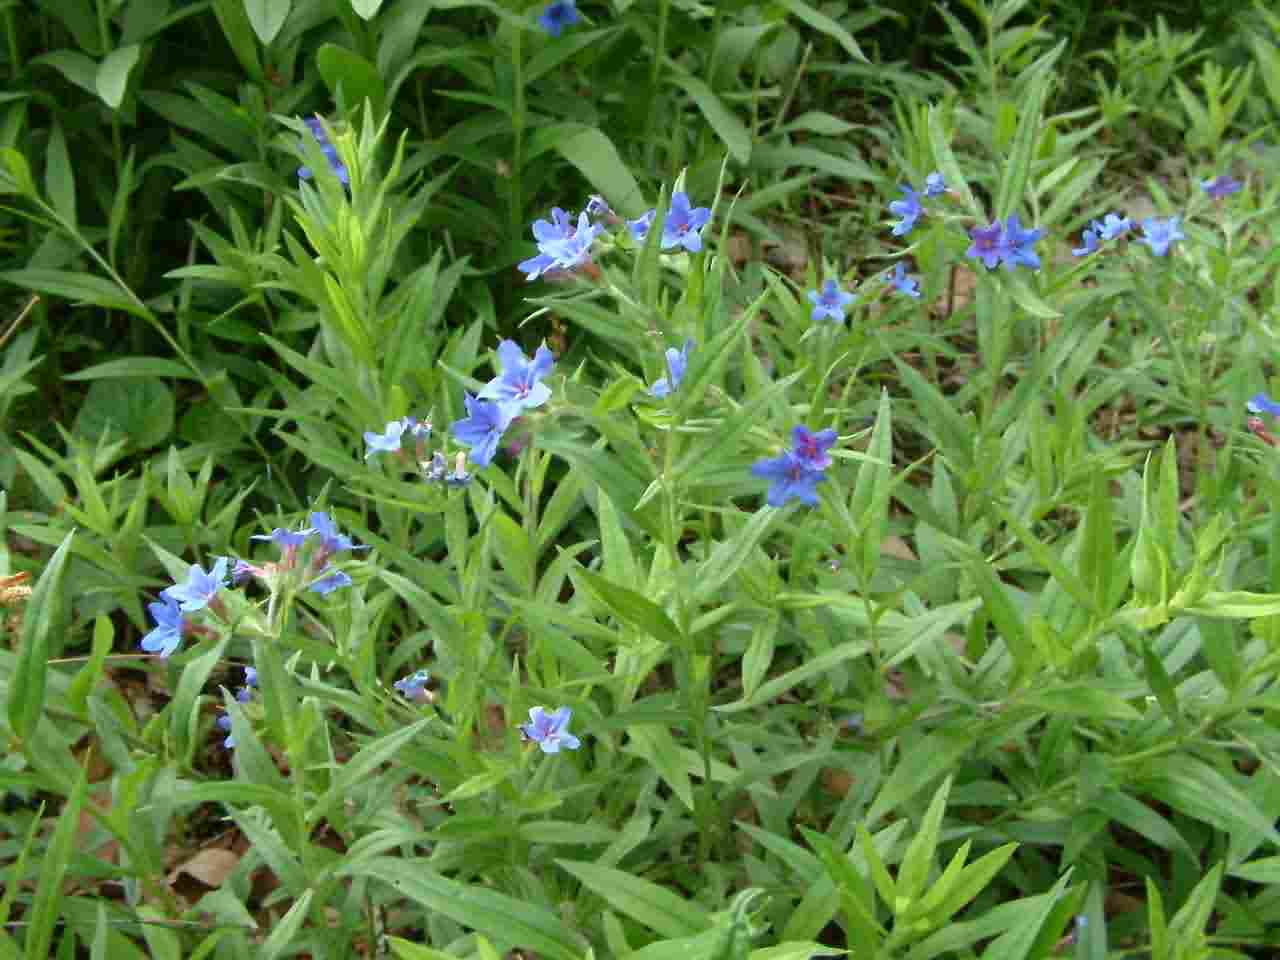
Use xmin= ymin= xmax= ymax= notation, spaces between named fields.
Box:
xmin=889 ymin=185 xmax=923 ymax=236
xmin=364 ymin=419 xmax=410 ymax=458
xmin=1139 ymin=217 xmax=1184 ymax=257
xmin=236 ymin=666 xmax=257 ymax=703
xmin=585 ymin=194 xmax=611 ymax=218
xmin=791 ymin=425 xmax=837 ymax=469
xmin=251 ymin=526 xmax=314 ymax=551
xmin=1201 ymin=175 xmax=1242 ymax=199
xmin=1072 ymin=228 xmax=1099 ymax=257
xmin=479 ymin=340 xmax=555 ymax=417
xmin=538 ymin=0 xmax=578 ymax=37
xmin=888 ymin=261 xmax=921 ymax=298
xmin=309 ymin=566 xmax=352 ymax=596
xmin=1093 ymin=212 xmax=1132 ymax=241
xmin=807 ymin=279 xmax=855 ymax=323
xmin=518 ymin=208 xmax=601 ymax=280
xmin=450 ymin=393 xmax=513 ymax=468
xmin=650 ymin=340 xmax=693 ymax=398
xmin=1247 ymin=393 xmax=1280 ymax=417
xmin=1001 ymin=214 xmax=1043 ymax=270
xmin=966 ymin=221 xmax=1007 ymax=270
xmin=393 ymin=670 xmax=430 ymax=699
xmin=141 ymin=595 xmax=185 ymax=658
xmin=216 ymin=714 xmax=235 ymax=749
xmin=308 ymin=511 xmax=364 ymax=556
xmin=924 ymin=172 xmax=946 ymax=197
xmin=297 ymin=117 xmax=349 ymax=185
xmin=661 ymin=192 xmax=711 ymax=252
xmin=162 ymin=557 xmax=229 ymax=613
xmin=627 ymin=209 xmax=656 ymax=243
xmin=751 ymin=450 xmax=828 ymax=507
xmin=519 ymin=706 xmax=581 ymax=753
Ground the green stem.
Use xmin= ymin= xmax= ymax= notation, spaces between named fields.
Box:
xmin=510 ymin=28 xmax=525 ymax=243
xmin=646 ymin=0 xmax=671 ymax=170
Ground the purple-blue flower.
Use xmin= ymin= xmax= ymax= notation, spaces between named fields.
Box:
xmin=141 ymin=595 xmax=185 ymax=658
xmin=807 ymin=279 xmax=855 ymax=323
xmin=251 ymin=526 xmax=314 ymax=551
xmin=450 ymin=393 xmax=514 ymax=468
xmin=630 ymin=193 xmax=711 ymax=252
xmin=236 ymin=666 xmax=257 ymax=703
xmin=162 ymin=557 xmax=229 ymax=613
xmin=1201 ymin=175 xmax=1242 ymax=199
xmin=751 ymin=450 xmax=828 ymax=507
xmin=627 ymin=210 xmax=656 ymax=243
xmin=1001 ymin=214 xmax=1043 ymax=270
xmin=661 ymin=192 xmax=711 ymax=252
xmin=479 ymin=340 xmax=555 ymax=416
xmin=791 ymin=425 xmax=837 ymax=469
xmin=1247 ymin=393 xmax=1280 ymax=417
xmin=537 ymin=0 xmax=578 ymax=37
xmin=364 ymin=419 xmax=410 ymax=458
xmin=1072 ymin=228 xmax=1099 ymax=258
xmin=966 ymin=221 xmax=1008 ymax=270
xmin=217 ymin=713 xmax=235 ymax=749
xmin=889 ymin=185 xmax=923 ymax=236
xmin=309 ymin=566 xmax=352 ymax=596
xmin=519 ymin=706 xmax=581 ymax=753
xmin=518 ymin=208 xmax=601 ymax=281
xmin=298 ymin=117 xmax=349 ymax=186
xmin=308 ymin=511 xmax=365 ymax=556
xmin=393 ymin=670 xmax=430 ymax=699
xmin=924 ymin=172 xmax=946 ymax=197
xmin=888 ymin=261 xmax=920 ymax=298
xmin=1093 ymin=213 xmax=1132 ymax=241
xmin=650 ymin=340 xmax=693 ymax=398
xmin=1139 ymin=217 xmax=1183 ymax=257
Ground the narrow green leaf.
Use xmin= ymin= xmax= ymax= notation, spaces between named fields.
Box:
xmin=777 ymin=0 xmax=867 ymax=62
xmin=1019 ymin=683 xmax=1140 ymax=721
xmin=340 ymin=857 xmax=584 ymax=960
xmin=1 ymin=269 xmax=145 ymax=318
xmin=260 ymin=889 xmax=312 ymax=960
xmin=556 ymin=859 xmax=712 ymax=939
xmin=7 ymin=531 xmax=73 ymax=741
xmin=714 ymin=638 xmax=868 ymax=714
xmin=898 ymin=777 xmax=952 ymax=903
xmin=867 ymin=730 xmax=976 ymax=825
xmin=24 ymin=758 xmax=87 ymax=960
xmin=994 ymin=51 xmax=1058 ymax=220
xmin=350 ymin=0 xmax=383 ymax=19
xmin=575 ymin=567 xmax=682 ymax=644
xmin=64 ymin=357 xmax=198 ymax=380
xmin=45 ymin=120 xmax=75 ymax=227
xmin=308 ymin=719 xmax=431 ymax=827
xmin=317 ymin=43 xmax=386 ymax=116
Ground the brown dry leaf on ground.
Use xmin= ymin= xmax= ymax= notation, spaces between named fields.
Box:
xmin=168 ymin=848 xmax=240 ymax=888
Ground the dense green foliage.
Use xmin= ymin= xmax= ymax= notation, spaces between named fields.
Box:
xmin=3 ymin=0 xmax=1280 ymax=958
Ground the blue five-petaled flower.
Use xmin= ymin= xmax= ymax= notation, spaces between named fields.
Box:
xmin=520 ymin=706 xmax=582 ymax=753
xmin=1201 ymin=175 xmax=1242 ymax=199
xmin=924 ymin=172 xmax=946 ymax=197
xmin=450 ymin=393 xmax=514 ymax=468
xmin=538 ymin=0 xmax=578 ymax=37
xmin=888 ymin=262 xmax=921 ymax=298
xmin=162 ymin=557 xmax=229 ymax=613
xmin=394 ymin=670 xmax=431 ymax=699
xmin=629 ymin=193 xmax=711 ymax=253
xmin=650 ymin=340 xmax=693 ymax=398
xmin=1139 ymin=217 xmax=1184 ymax=257
xmin=518 ymin=208 xmax=602 ymax=281
xmin=751 ymin=426 xmax=837 ymax=507
xmin=141 ymin=594 xmax=185 ymax=658
xmin=479 ymin=340 xmax=555 ymax=418
xmin=808 ymin=279 xmax=855 ymax=323
xmin=1248 ymin=393 xmax=1280 ymax=417
xmin=889 ymin=185 xmax=923 ymax=236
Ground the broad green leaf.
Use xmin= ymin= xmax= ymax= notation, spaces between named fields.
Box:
xmin=575 ymin=567 xmax=682 ymax=644
xmin=670 ymin=74 xmax=751 ymax=164
xmin=95 ymin=44 xmax=141 ymax=109
xmin=350 ymin=0 xmax=383 ymax=19
xmin=243 ymin=0 xmax=289 ymax=45
xmin=556 ymin=859 xmax=712 ymax=939
xmin=340 ymin=857 xmax=584 ymax=960
xmin=317 ymin=43 xmax=386 ymax=116
xmin=73 ymin=377 xmax=174 ymax=450
xmin=7 ymin=531 xmax=73 ymax=741
xmin=555 ymin=127 xmax=647 ymax=217
xmin=777 ymin=0 xmax=867 ymax=62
